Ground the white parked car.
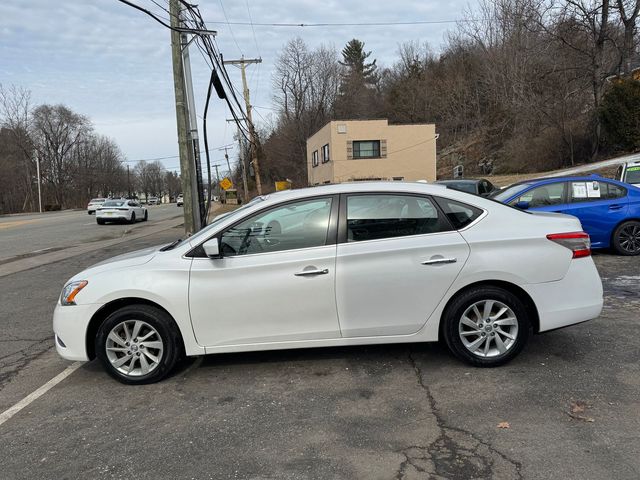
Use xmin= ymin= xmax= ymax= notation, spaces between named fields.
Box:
xmin=147 ymin=196 xmax=160 ymax=205
xmin=617 ymin=160 xmax=640 ymax=187
xmin=54 ymin=182 xmax=603 ymax=384
xmin=87 ymin=198 xmax=106 ymax=215
xmin=176 ymin=194 xmax=183 ymax=207
xmin=96 ymin=199 xmax=148 ymax=225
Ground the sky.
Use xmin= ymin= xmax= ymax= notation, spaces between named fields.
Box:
xmin=0 ymin=0 xmax=472 ymax=176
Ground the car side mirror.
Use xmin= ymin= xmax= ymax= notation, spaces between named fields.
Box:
xmin=514 ymin=201 xmax=530 ymax=210
xmin=202 ymin=238 xmax=221 ymax=258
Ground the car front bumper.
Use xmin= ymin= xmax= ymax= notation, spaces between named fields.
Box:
xmin=53 ymin=302 xmax=103 ymax=361
xmin=522 ymin=257 xmax=603 ymax=332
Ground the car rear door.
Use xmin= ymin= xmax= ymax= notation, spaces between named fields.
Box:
xmin=559 ymin=180 xmax=629 ymax=248
xmin=335 ymin=193 xmax=471 ymax=338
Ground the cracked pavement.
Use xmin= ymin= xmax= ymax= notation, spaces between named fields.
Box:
xmin=0 ymin=230 xmax=639 ymax=479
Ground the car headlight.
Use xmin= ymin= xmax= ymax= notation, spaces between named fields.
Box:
xmin=60 ymin=280 xmax=88 ymax=306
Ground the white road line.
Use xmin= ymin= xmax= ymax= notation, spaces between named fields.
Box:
xmin=0 ymin=362 xmax=82 ymax=427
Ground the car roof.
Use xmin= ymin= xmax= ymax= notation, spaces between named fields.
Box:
xmin=509 ymin=174 xmax=625 ymax=187
xmin=435 ymin=179 xmax=482 ymax=185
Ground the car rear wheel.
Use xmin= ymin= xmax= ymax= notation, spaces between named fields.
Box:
xmin=130 ymin=212 xmax=136 ymax=224
xmin=97 ymin=218 xmax=105 ymax=225
xmin=95 ymin=305 xmax=182 ymax=384
xmin=612 ymin=221 xmax=640 ymax=256
xmin=442 ymin=286 xmax=531 ymax=367
xmin=143 ymin=210 xmax=148 ymax=221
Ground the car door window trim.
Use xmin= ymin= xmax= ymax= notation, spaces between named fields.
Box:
xmin=186 ymin=194 xmax=340 ymax=258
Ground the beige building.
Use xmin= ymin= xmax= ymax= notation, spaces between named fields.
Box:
xmin=306 ymin=119 xmax=437 ymax=185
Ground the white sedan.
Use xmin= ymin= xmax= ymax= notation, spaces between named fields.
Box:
xmin=54 ymin=182 xmax=603 ymax=384
xmin=87 ymin=198 xmax=106 ymax=214
xmin=96 ymin=199 xmax=148 ymax=225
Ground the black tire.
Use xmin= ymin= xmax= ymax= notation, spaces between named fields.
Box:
xmin=130 ymin=212 xmax=136 ymax=224
xmin=143 ymin=210 xmax=148 ymax=221
xmin=611 ymin=220 xmax=640 ymax=256
xmin=88 ymin=211 xmax=92 ymax=215
xmin=95 ymin=304 xmax=183 ymax=385
xmin=97 ymin=218 xmax=105 ymax=225
xmin=442 ymin=286 xmax=531 ymax=367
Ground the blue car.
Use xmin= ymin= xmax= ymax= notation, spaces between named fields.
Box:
xmin=492 ymin=175 xmax=640 ymax=255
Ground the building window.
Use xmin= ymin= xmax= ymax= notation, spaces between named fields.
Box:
xmin=321 ymin=144 xmax=330 ymax=163
xmin=353 ymin=140 xmax=381 ymax=159
xmin=311 ymin=150 xmax=319 ymax=167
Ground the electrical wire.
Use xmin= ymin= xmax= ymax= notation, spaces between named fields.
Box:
xmin=202 ymin=67 xmax=217 ymax=224
xmin=200 ymin=19 xmax=474 ymax=27
xmin=115 ymin=0 xmax=216 ymax=34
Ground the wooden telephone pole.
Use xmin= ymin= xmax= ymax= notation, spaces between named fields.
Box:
xmin=222 ymin=57 xmax=263 ymax=195
xmin=169 ymin=0 xmax=213 ymax=232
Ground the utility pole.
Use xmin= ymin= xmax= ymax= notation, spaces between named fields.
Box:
xmin=169 ymin=0 xmax=214 ymax=232
xmin=227 ymin=118 xmax=249 ymax=202
xmin=127 ymin=165 xmax=131 ymax=198
xmin=222 ymin=56 xmax=263 ymax=195
xmin=35 ymin=152 xmax=42 ymax=213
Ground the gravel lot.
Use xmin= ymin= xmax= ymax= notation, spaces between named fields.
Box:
xmin=0 ymin=230 xmax=638 ymax=480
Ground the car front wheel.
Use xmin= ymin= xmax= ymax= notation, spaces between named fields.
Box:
xmin=95 ymin=305 xmax=182 ymax=384
xmin=129 ymin=212 xmax=136 ymax=224
xmin=143 ymin=210 xmax=148 ymax=221
xmin=442 ymin=286 xmax=531 ymax=367
xmin=612 ymin=220 xmax=640 ymax=256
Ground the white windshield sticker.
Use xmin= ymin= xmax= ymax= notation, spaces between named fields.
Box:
xmin=586 ymin=181 xmax=601 ymax=198
xmin=572 ymin=182 xmax=587 ymax=198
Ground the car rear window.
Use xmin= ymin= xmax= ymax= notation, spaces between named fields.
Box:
xmin=434 ymin=197 xmax=484 ymax=229
xmin=103 ymin=201 xmax=125 ymax=207
xmin=91 ymin=198 xmax=105 ymax=202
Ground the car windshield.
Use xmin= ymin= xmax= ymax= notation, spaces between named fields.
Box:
xmin=625 ymin=166 xmax=640 ymax=184
xmin=103 ymin=200 xmax=126 ymax=207
xmin=491 ymin=183 xmax=534 ymax=202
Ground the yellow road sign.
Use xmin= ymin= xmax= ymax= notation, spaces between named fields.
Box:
xmin=275 ymin=181 xmax=292 ymax=191
xmin=220 ymin=177 xmax=233 ymax=191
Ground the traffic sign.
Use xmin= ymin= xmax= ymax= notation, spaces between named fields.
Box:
xmin=220 ymin=177 xmax=233 ymax=191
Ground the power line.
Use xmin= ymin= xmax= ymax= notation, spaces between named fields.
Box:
xmin=201 ymin=19 xmax=475 ymax=27
xmin=218 ymin=0 xmax=244 ymax=56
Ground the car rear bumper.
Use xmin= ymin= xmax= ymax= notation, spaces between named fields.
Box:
xmin=53 ymin=302 xmax=103 ymax=361
xmin=97 ymin=212 xmax=129 ymax=221
xmin=522 ymin=257 xmax=603 ymax=332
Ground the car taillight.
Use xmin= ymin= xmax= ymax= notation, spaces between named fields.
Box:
xmin=117 ymin=208 xmax=129 ymax=211
xmin=546 ymin=232 xmax=591 ymax=258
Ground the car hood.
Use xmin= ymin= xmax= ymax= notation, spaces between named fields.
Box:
xmin=71 ymin=245 xmax=159 ymax=280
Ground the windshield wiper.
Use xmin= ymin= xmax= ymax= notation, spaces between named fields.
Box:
xmin=160 ymin=238 xmax=183 ymax=251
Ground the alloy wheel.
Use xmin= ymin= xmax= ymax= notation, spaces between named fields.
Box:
xmin=618 ymin=224 xmax=640 ymax=254
xmin=458 ymin=300 xmax=518 ymax=358
xmin=105 ymin=320 xmax=164 ymax=376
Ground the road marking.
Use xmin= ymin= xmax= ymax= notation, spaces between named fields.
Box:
xmin=0 ymin=362 xmax=82 ymax=427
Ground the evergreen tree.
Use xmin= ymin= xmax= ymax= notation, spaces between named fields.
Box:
xmin=340 ymin=39 xmax=377 ymax=84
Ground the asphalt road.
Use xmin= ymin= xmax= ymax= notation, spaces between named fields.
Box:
xmin=0 ymin=204 xmax=184 ymax=263
xmin=0 ymin=230 xmax=638 ymax=480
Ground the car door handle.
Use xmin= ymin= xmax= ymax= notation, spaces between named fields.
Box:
xmin=609 ymin=204 xmax=623 ymax=211
xmin=421 ymin=258 xmax=457 ymax=265
xmin=294 ymin=268 xmax=329 ymax=276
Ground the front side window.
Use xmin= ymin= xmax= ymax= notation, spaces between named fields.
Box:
xmin=353 ymin=140 xmax=380 ymax=159
xmin=511 ymin=182 xmax=566 ymax=208
xmin=434 ymin=197 xmax=483 ymax=229
xmin=312 ymin=150 xmax=319 ymax=167
xmin=346 ymin=194 xmax=451 ymax=242
xmin=321 ymin=144 xmax=330 ymax=163
xmin=220 ymin=198 xmax=333 ymax=256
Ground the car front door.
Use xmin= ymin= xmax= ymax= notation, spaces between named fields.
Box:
xmin=335 ymin=193 xmax=471 ymax=337
xmin=188 ymin=196 xmax=341 ymax=347
xmin=559 ymin=180 xmax=629 ymax=248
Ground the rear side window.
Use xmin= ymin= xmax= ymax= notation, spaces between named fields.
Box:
xmin=434 ymin=197 xmax=483 ymax=229
xmin=601 ymin=182 xmax=626 ymax=199
xmin=346 ymin=194 xmax=451 ymax=242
